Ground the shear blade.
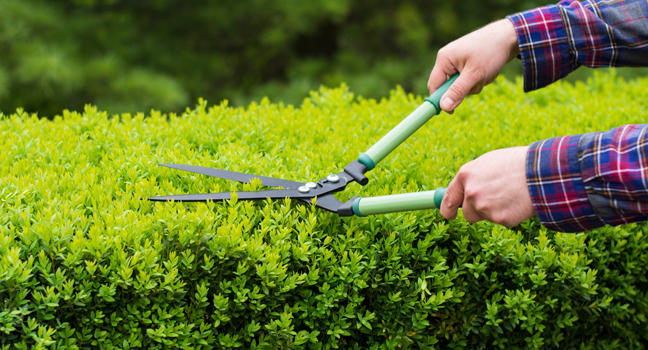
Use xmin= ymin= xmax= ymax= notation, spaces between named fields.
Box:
xmin=148 ymin=188 xmax=311 ymax=202
xmin=159 ymin=163 xmax=302 ymax=189
xmin=148 ymin=190 xmax=344 ymax=213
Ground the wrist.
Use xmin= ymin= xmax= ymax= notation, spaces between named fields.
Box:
xmin=499 ymin=19 xmax=520 ymax=61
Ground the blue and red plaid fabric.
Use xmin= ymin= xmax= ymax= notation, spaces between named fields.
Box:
xmin=507 ymin=1 xmax=648 ymax=232
xmin=527 ymin=125 xmax=648 ymax=232
xmin=508 ymin=0 xmax=648 ymax=92
xmin=526 ymin=135 xmax=602 ymax=233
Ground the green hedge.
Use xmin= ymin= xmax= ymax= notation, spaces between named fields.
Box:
xmin=1 ymin=73 xmax=648 ymax=349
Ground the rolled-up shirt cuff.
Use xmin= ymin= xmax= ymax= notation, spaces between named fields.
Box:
xmin=507 ymin=2 xmax=577 ymax=92
xmin=526 ymin=135 xmax=605 ymax=232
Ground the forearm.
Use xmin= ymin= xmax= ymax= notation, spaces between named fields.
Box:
xmin=508 ymin=0 xmax=648 ymax=92
xmin=527 ymin=124 xmax=648 ymax=233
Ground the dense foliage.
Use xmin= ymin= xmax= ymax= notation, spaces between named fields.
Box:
xmin=0 ymin=0 xmax=558 ymax=116
xmin=1 ymin=73 xmax=648 ymax=349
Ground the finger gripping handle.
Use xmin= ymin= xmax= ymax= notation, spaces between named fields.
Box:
xmin=425 ymin=73 xmax=460 ymax=112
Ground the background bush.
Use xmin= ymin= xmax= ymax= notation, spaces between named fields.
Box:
xmin=0 ymin=72 xmax=647 ymax=349
xmin=8 ymin=0 xmax=648 ymax=117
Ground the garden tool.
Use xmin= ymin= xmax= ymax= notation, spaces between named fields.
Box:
xmin=148 ymin=74 xmax=460 ymax=217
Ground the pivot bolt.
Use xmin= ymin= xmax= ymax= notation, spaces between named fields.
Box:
xmin=327 ymin=174 xmax=339 ymax=183
xmin=306 ymin=182 xmax=317 ymax=189
xmin=298 ymin=186 xmax=310 ymax=193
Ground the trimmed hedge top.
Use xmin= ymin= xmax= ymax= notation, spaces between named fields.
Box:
xmin=1 ymin=72 xmax=648 ymax=349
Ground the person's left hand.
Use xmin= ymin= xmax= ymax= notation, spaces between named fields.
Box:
xmin=440 ymin=146 xmax=535 ymax=226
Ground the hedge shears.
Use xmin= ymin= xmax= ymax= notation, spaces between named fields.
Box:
xmin=149 ymin=74 xmax=459 ymax=217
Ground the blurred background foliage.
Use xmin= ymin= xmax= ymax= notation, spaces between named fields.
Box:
xmin=1 ymin=0 xmax=646 ymax=116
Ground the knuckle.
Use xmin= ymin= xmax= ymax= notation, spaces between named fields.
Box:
xmin=456 ymin=165 xmax=471 ymax=178
xmin=464 ymin=188 xmax=478 ymax=201
xmin=490 ymin=213 xmax=505 ymax=225
xmin=469 ymin=85 xmax=483 ymax=95
xmin=491 ymin=213 xmax=513 ymax=227
xmin=449 ymin=82 xmax=467 ymax=96
xmin=504 ymin=218 xmax=522 ymax=227
xmin=464 ymin=66 xmax=486 ymax=81
xmin=442 ymin=193 xmax=453 ymax=206
xmin=454 ymin=173 xmax=467 ymax=186
xmin=454 ymin=173 xmax=468 ymax=186
xmin=474 ymin=201 xmax=491 ymax=215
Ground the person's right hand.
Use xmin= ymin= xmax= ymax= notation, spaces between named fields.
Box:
xmin=428 ymin=19 xmax=520 ymax=113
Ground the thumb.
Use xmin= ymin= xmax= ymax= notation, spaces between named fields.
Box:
xmin=427 ymin=60 xmax=455 ymax=95
xmin=440 ymin=176 xmax=464 ymax=220
xmin=439 ymin=73 xmax=481 ymax=112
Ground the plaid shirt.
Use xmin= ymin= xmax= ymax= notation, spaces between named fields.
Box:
xmin=507 ymin=0 xmax=648 ymax=232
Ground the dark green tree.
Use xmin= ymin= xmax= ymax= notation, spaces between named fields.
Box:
xmin=0 ymin=0 xmax=548 ymax=116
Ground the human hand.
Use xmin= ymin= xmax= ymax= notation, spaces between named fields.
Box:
xmin=428 ymin=19 xmax=519 ymax=113
xmin=441 ymin=146 xmax=535 ymax=227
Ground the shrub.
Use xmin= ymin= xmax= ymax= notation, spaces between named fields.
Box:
xmin=1 ymin=72 xmax=648 ymax=349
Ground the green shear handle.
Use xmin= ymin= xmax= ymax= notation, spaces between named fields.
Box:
xmin=348 ymin=74 xmax=458 ymax=216
xmin=348 ymin=187 xmax=447 ymax=217
xmin=357 ymin=73 xmax=458 ymax=170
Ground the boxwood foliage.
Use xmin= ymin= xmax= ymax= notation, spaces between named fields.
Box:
xmin=1 ymin=72 xmax=648 ymax=349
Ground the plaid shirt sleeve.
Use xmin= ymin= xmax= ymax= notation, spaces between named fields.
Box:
xmin=527 ymin=125 xmax=648 ymax=232
xmin=505 ymin=1 xmax=648 ymax=232
xmin=507 ymin=0 xmax=648 ymax=92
